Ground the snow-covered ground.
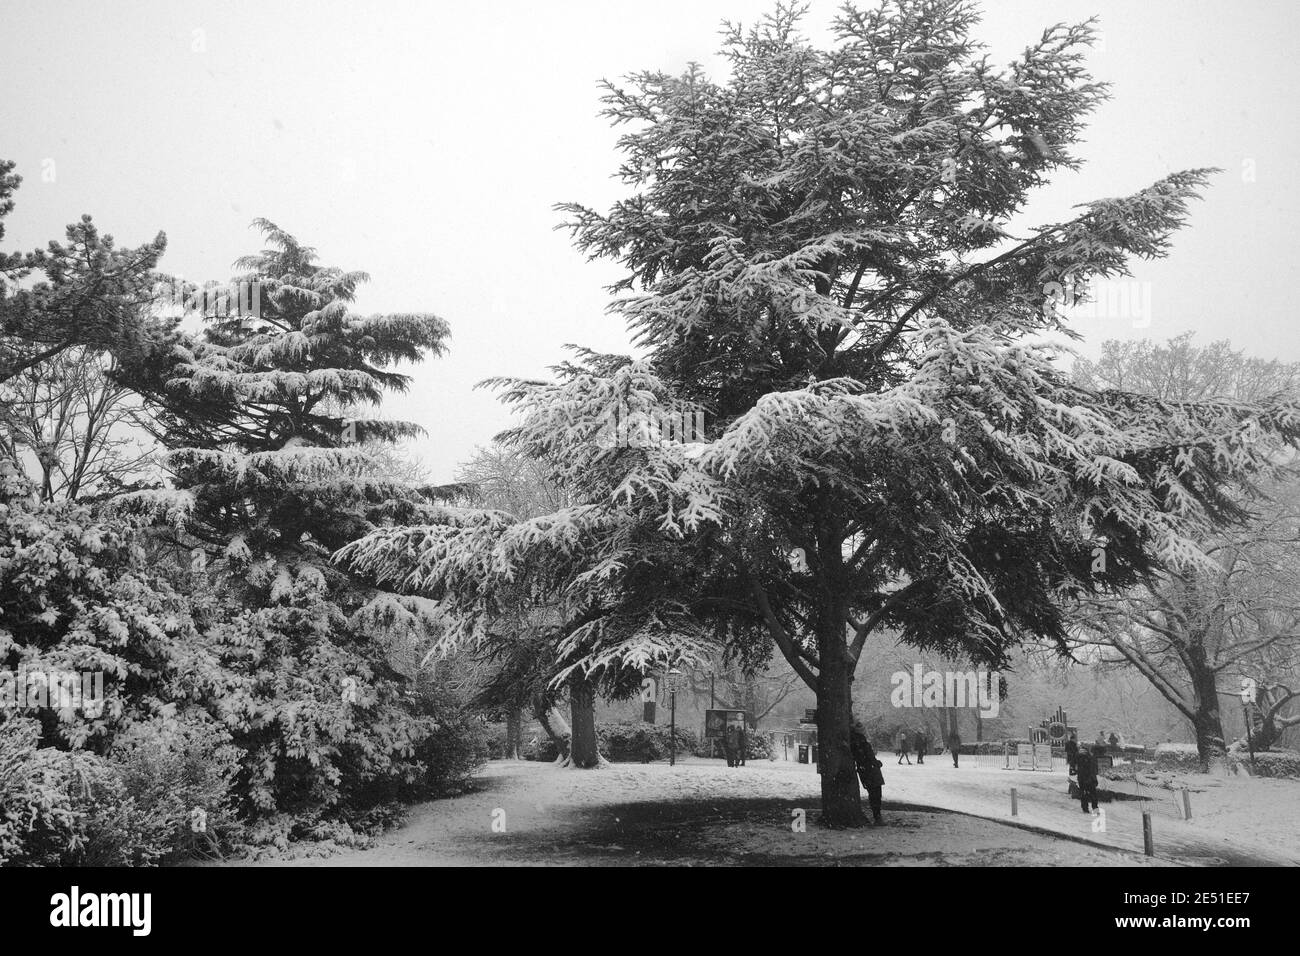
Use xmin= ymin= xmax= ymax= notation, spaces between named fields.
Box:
xmin=225 ymin=753 xmax=1295 ymax=867
xmin=871 ymin=754 xmax=1298 ymax=866
xmin=213 ymin=761 xmax=1113 ymax=866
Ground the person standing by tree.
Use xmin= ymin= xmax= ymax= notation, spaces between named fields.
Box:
xmin=851 ymin=721 xmax=884 ymax=825
xmin=1076 ymin=745 xmax=1100 ymax=813
xmin=948 ymin=728 xmax=962 ymax=768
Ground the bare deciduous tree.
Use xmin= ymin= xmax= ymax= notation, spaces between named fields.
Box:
xmin=0 ymin=348 xmax=158 ymax=501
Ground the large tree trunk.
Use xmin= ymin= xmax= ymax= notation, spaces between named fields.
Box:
xmin=1250 ymin=687 xmax=1298 ymax=750
xmin=532 ymin=694 xmax=569 ymax=760
xmin=505 ymin=707 xmax=522 ymax=759
xmin=816 ymin=628 xmax=866 ymax=828
xmin=1188 ymin=646 xmax=1227 ymax=773
xmin=569 ymin=676 xmax=600 ymax=769
xmin=1253 ymin=711 xmax=1280 ymax=751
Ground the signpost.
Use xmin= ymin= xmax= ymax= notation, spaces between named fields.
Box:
xmin=1015 ymin=742 xmax=1054 ymax=771
xmin=704 ymin=708 xmax=750 ymax=738
xmin=1017 ymin=744 xmax=1035 ymax=770
xmin=1033 ymin=743 xmax=1053 ymax=770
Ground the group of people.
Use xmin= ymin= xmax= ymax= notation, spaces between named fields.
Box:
xmin=722 ymin=724 xmax=747 ymax=767
xmin=893 ymin=728 xmax=963 ymax=768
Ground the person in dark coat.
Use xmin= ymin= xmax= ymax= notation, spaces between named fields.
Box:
xmin=1108 ymin=732 xmax=1120 ymax=758
xmin=851 ymin=722 xmax=885 ymax=825
xmin=736 ymin=726 xmax=747 ymax=766
xmin=914 ymin=729 xmax=927 ymax=764
xmin=948 ymin=728 xmax=961 ymax=767
xmin=896 ymin=730 xmax=911 ymax=765
xmin=1076 ymin=745 xmax=1100 ymax=813
xmin=723 ymin=725 xmax=738 ymax=767
xmin=1065 ymin=732 xmax=1079 ymax=776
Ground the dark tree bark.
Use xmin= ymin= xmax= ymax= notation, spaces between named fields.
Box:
xmin=1248 ymin=684 xmax=1299 ymax=750
xmin=569 ymin=676 xmax=600 ymax=768
xmin=815 ymin=612 xmax=865 ymax=827
xmin=532 ymin=692 xmax=568 ymax=760
xmin=505 ymin=707 xmax=522 ymax=759
xmin=1188 ymin=644 xmax=1227 ymax=771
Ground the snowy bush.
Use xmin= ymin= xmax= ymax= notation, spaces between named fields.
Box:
xmin=741 ymin=730 xmax=775 ymax=760
xmin=204 ymin=566 xmax=434 ymax=824
xmin=483 ymin=723 xmax=510 ymax=759
xmin=0 ymin=718 xmax=90 ymax=865
xmin=598 ymin=722 xmax=697 ymax=762
xmin=65 ymin=717 xmax=241 ymax=866
xmin=0 ymin=481 xmax=219 ymax=752
xmin=523 ymin=733 xmax=564 ymax=763
xmin=0 ymin=714 xmax=240 ymax=866
xmin=1230 ymin=749 xmax=1300 ymax=779
xmin=1154 ymin=742 xmax=1202 ymax=771
xmin=406 ymin=681 xmax=487 ymax=799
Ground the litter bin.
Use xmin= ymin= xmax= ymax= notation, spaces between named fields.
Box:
xmin=797 ymin=744 xmax=810 ymax=764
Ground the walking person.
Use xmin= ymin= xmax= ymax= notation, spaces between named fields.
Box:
xmin=948 ymin=727 xmax=961 ymax=767
xmin=896 ymin=730 xmax=911 ymax=765
xmin=1065 ymin=732 xmax=1079 ymax=776
xmin=851 ymin=721 xmax=885 ymax=825
xmin=914 ymin=728 xmax=927 ymax=764
xmin=1076 ymin=745 xmax=1100 ymax=813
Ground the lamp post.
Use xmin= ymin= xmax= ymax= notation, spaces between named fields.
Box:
xmin=1241 ymin=677 xmax=1258 ymax=772
xmin=1242 ymin=701 xmax=1258 ymax=771
xmin=709 ymin=669 xmax=717 ymax=758
xmin=667 ymin=667 xmax=683 ymax=766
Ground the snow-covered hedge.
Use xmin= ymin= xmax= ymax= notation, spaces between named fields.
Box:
xmin=1154 ymin=743 xmax=1202 ymax=770
xmin=517 ymin=722 xmax=700 ymax=762
xmin=1231 ymin=749 xmax=1300 ymax=779
xmin=0 ymin=716 xmax=241 ymax=866
xmin=600 ymin=722 xmax=698 ymax=762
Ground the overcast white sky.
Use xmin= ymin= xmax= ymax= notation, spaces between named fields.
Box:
xmin=3 ymin=0 xmax=1298 ymax=481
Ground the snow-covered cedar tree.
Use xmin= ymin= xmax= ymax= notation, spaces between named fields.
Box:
xmin=342 ymin=427 xmax=696 ymax=769
xmin=452 ymin=444 xmax=599 ymax=766
xmin=118 ymin=221 xmax=472 ymax=823
xmin=340 ymin=3 xmax=1300 ymax=825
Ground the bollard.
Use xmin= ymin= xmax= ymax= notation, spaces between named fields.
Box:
xmin=1181 ymin=787 xmax=1192 ymax=821
xmin=1010 ymin=787 xmax=1018 ymax=817
xmin=1142 ymin=811 xmax=1155 ymax=856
